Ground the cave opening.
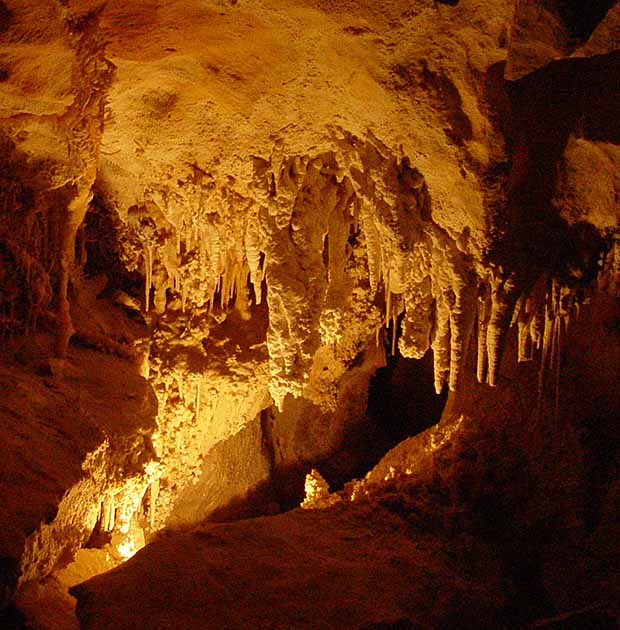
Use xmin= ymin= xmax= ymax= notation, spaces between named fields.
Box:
xmin=367 ymin=350 xmax=447 ymax=443
xmin=258 ymin=347 xmax=449 ymax=515
xmin=318 ymin=348 xmax=450 ymax=494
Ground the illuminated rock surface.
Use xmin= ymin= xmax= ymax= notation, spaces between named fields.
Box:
xmin=0 ymin=0 xmax=618 ymax=627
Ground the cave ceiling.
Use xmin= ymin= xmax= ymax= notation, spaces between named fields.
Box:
xmin=0 ymin=0 xmax=620 ymax=625
xmin=2 ymin=0 xmax=617 ymax=399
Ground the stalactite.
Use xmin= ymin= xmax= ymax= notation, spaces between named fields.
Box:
xmin=385 ymin=270 xmax=392 ymax=327
xmin=153 ymin=280 xmax=167 ymax=315
xmin=538 ymin=299 xmax=553 ymax=403
xmin=360 ymin=203 xmax=382 ymax=293
xmin=534 ymin=277 xmax=575 ymax=419
xmin=513 ymin=275 xmax=545 ymax=362
xmin=181 ymin=282 xmax=189 ymax=312
xmin=144 ymin=242 xmax=153 ymax=312
xmin=448 ymin=284 xmax=476 ymax=391
xmin=431 ymin=292 xmax=451 ymax=394
xmin=553 ymin=313 xmax=562 ymax=422
xmin=399 ymin=276 xmax=433 ymax=360
xmin=245 ymin=211 xmax=265 ymax=305
xmin=149 ymin=480 xmax=160 ymax=531
xmin=476 ymin=290 xmax=490 ymax=384
xmin=598 ymin=239 xmax=620 ymax=295
xmin=102 ymin=496 xmax=115 ymax=533
xmin=530 ymin=301 xmax=544 ymax=352
xmin=55 ymin=186 xmax=94 ymax=357
xmin=390 ymin=312 xmax=398 ymax=356
xmin=485 ymin=271 xmax=519 ymax=387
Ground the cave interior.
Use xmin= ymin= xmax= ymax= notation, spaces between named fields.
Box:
xmin=0 ymin=0 xmax=620 ymax=628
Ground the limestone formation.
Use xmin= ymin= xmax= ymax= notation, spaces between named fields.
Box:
xmin=0 ymin=0 xmax=618 ymax=627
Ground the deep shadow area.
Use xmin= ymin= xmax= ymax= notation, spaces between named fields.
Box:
xmin=555 ymin=0 xmax=617 ymax=46
xmin=491 ymin=51 xmax=620 ymax=280
xmin=267 ymin=349 xmax=448 ymax=512
xmin=367 ymin=350 xmax=447 ymax=443
xmin=81 ymin=196 xmax=146 ymax=310
xmin=0 ymin=603 xmax=25 ymax=630
xmin=190 ymin=349 xmax=449 ymax=522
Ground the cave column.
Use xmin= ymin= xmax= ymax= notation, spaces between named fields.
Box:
xmin=54 ymin=179 xmax=94 ymax=358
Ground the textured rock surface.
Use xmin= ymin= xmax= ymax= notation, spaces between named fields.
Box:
xmin=72 ymin=504 xmax=505 ymax=630
xmin=0 ymin=0 xmax=619 ymax=626
xmin=0 ymin=336 xmax=157 ymax=608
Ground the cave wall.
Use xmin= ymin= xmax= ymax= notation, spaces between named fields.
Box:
xmin=0 ymin=0 xmax=618 ymax=622
xmin=0 ymin=337 xmax=157 ymax=608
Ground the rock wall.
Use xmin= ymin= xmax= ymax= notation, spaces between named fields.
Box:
xmin=0 ymin=337 xmax=157 ymax=608
xmin=0 ymin=0 xmax=618 ymax=623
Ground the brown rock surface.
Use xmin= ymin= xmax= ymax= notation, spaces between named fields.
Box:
xmin=72 ymin=504 xmax=505 ymax=630
xmin=0 ymin=0 xmax=619 ymax=626
xmin=0 ymin=337 xmax=157 ymax=608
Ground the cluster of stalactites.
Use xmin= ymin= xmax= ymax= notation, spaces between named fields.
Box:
xmin=256 ymin=150 xmax=358 ymax=408
xmin=369 ymin=226 xmax=481 ymax=396
xmin=135 ymin=202 xmax=260 ymax=318
xmin=396 ymin=261 xmax=518 ymax=396
xmin=505 ymin=275 xmax=581 ymax=418
xmin=394 ymin=264 xmax=585 ymax=398
xmin=123 ymin=135 xmax=616 ymax=409
xmin=94 ymin=458 xmax=162 ymax=554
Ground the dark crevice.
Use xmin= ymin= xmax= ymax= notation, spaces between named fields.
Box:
xmin=554 ymin=0 xmax=618 ymax=47
xmin=367 ymin=350 xmax=447 ymax=443
xmin=490 ymin=50 xmax=620 ymax=280
xmin=82 ymin=197 xmax=143 ymax=300
xmin=274 ymin=352 xmax=447 ymax=509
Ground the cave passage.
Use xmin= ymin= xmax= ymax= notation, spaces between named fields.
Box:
xmin=367 ymin=350 xmax=448 ymax=443
xmin=307 ymin=350 xmax=449 ymax=502
xmin=210 ymin=349 xmax=450 ymax=519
